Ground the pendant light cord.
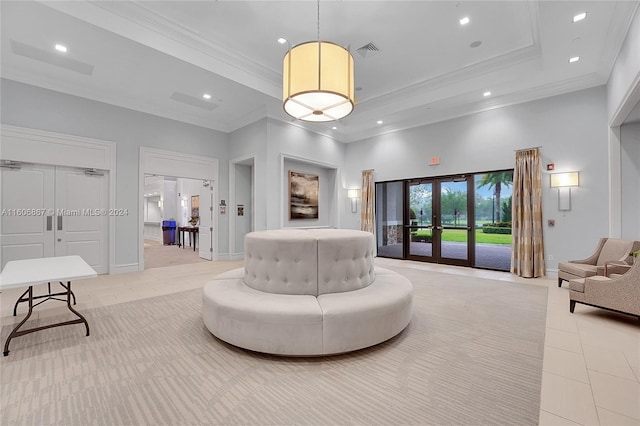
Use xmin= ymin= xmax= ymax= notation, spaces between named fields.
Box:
xmin=317 ymin=0 xmax=320 ymax=41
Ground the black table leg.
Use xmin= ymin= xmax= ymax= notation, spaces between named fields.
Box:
xmin=3 ymin=281 xmax=89 ymax=356
xmin=65 ymin=281 xmax=90 ymax=337
xmin=4 ymin=286 xmax=34 ymax=356
xmin=13 ymin=282 xmax=77 ymax=316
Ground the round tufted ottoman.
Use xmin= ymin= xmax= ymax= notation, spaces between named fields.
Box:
xmin=202 ymin=229 xmax=413 ymax=356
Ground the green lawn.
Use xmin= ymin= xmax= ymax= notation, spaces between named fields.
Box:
xmin=413 ymin=229 xmax=511 ymax=245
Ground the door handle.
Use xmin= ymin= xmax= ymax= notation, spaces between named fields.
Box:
xmin=47 ymin=215 xmax=53 ymax=231
xmin=434 ymin=226 xmax=443 ymax=231
xmin=57 ymin=215 xmax=63 ymax=231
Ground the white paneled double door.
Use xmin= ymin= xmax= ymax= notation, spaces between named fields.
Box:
xmin=1 ymin=164 xmax=108 ymax=273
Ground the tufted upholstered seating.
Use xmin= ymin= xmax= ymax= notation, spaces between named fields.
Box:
xmin=202 ymin=229 xmax=413 ymax=356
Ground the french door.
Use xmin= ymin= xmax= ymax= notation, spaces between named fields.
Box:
xmin=405 ymin=175 xmax=473 ymax=267
xmin=0 ymin=163 xmax=109 ymax=272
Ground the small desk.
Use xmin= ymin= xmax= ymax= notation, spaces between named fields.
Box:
xmin=178 ymin=226 xmax=198 ymax=251
xmin=0 ymin=255 xmax=97 ymax=356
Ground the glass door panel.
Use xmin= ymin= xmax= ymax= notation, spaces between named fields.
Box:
xmin=439 ymin=179 xmax=469 ymax=263
xmin=375 ymin=181 xmax=404 ymax=259
xmin=407 ymin=181 xmax=434 ymax=260
xmin=377 ymin=170 xmax=510 ymax=271
xmin=473 ymin=171 xmax=513 ymax=271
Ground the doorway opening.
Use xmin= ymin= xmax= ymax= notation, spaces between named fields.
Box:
xmin=138 ymin=147 xmax=219 ymax=271
xmin=230 ymin=156 xmax=255 ymax=259
xmin=143 ymin=174 xmax=213 ymax=270
xmin=376 ymin=170 xmax=513 ymax=271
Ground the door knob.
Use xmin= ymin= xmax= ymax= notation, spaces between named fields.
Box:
xmin=57 ymin=238 xmax=62 ymax=242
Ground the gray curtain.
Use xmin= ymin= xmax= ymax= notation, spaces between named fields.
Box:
xmin=511 ymin=148 xmax=546 ymax=277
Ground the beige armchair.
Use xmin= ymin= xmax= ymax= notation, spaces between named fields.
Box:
xmin=557 ymin=238 xmax=635 ymax=287
xmin=569 ymin=258 xmax=640 ymax=318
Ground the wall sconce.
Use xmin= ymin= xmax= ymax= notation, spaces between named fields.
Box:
xmin=181 ymin=198 xmax=186 ymax=207
xmin=158 ymin=200 xmax=163 ymax=208
xmin=550 ymin=171 xmax=579 ymax=211
xmin=347 ymin=188 xmax=360 ymax=213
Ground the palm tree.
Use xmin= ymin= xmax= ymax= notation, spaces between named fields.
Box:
xmin=477 ymin=172 xmax=513 ymax=223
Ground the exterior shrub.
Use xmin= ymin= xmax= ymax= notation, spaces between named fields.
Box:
xmin=482 ymin=226 xmax=512 ymax=234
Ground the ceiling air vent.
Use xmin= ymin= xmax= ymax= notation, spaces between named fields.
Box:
xmin=10 ymin=40 xmax=94 ymax=75
xmin=170 ymin=92 xmax=218 ymax=111
xmin=357 ymin=42 xmax=380 ymax=58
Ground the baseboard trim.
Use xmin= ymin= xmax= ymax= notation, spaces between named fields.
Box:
xmin=111 ymin=263 xmax=139 ymax=274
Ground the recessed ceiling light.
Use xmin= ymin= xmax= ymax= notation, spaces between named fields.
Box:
xmin=569 ymin=56 xmax=580 ymax=63
xmin=483 ymin=91 xmax=491 ymax=97
xmin=332 ymin=126 xmax=337 ymax=130
xmin=459 ymin=17 xmax=470 ymax=26
xmin=377 ymin=120 xmax=383 ymax=124
xmin=277 ymin=37 xmax=287 ymax=44
xmin=203 ymin=93 xmax=212 ymax=100
xmin=573 ymin=12 xmax=587 ymax=23
xmin=54 ymin=44 xmax=67 ymax=53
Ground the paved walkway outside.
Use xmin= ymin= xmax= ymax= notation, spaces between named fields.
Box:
xmin=377 ymin=242 xmax=511 ymax=271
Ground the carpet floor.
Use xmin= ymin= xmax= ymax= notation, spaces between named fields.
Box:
xmin=144 ymin=242 xmax=207 ymax=270
xmin=0 ymin=265 xmax=547 ymax=425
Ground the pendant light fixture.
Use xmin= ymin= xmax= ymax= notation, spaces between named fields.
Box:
xmin=282 ymin=0 xmax=355 ymax=122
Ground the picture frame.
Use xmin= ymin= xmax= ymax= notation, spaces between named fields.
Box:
xmin=288 ymin=171 xmax=319 ymax=220
xmin=191 ymin=195 xmax=199 ymax=218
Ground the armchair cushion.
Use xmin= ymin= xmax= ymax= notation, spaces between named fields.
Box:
xmin=558 ymin=263 xmax=598 ymax=278
xmin=569 ymin=278 xmax=585 ymax=293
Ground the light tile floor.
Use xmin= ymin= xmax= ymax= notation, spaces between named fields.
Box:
xmin=1 ymin=258 xmax=638 ymax=425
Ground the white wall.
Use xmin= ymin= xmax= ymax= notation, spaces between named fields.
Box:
xmin=344 ymin=86 xmax=610 ymax=273
xmin=620 ymin=122 xmax=640 ymax=238
xmin=230 ymin=118 xmax=345 ymax=231
xmin=1 ymin=79 xmax=230 ymax=267
xmin=607 ymin=7 xmax=640 ymax=124
xmin=234 ymin=164 xmax=252 ymax=254
xmin=266 ymin=120 xmax=345 ymax=229
xmin=229 ymin=119 xmax=267 ymax=231
xmin=3 ymin=62 xmax=634 ymax=275
xmin=162 ymin=180 xmax=177 ymax=222
xmin=176 ymin=178 xmax=202 ymax=227
xmin=282 ymin=158 xmax=335 ymax=228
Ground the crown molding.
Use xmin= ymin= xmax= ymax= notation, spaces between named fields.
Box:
xmin=39 ymin=1 xmax=282 ymax=99
xmin=598 ymin=1 xmax=640 ymax=83
xmin=1 ymin=70 xmax=234 ymax=133
xmin=341 ymin=73 xmax=605 ymax=143
xmin=358 ymin=1 xmax=541 ymax=108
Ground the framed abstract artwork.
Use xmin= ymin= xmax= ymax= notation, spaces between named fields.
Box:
xmin=288 ymin=171 xmax=319 ymax=219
